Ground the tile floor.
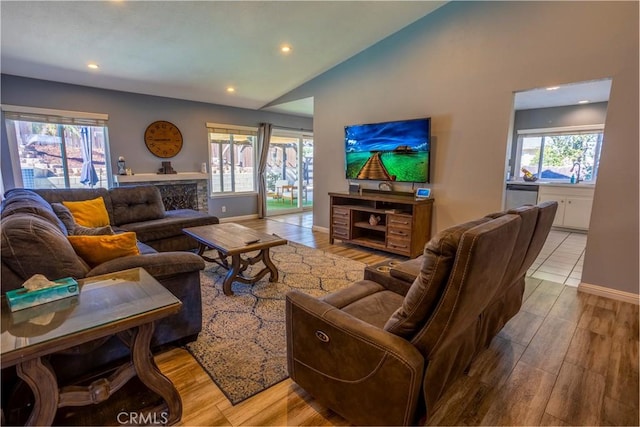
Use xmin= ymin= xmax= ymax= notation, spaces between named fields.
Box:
xmin=528 ymin=229 xmax=587 ymax=286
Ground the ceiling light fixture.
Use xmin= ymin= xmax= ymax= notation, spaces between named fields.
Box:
xmin=578 ymin=100 xmax=590 ymax=104
xmin=281 ymin=45 xmax=292 ymax=53
xmin=226 ymin=87 xmax=236 ymax=93
xmin=546 ymin=86 xmax=560 ymax=91
xmin=87 ymin=63 xmax=99 ymax=70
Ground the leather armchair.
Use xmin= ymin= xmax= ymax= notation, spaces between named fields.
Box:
xmin=286 ymin=214 xmax=523 ymax=425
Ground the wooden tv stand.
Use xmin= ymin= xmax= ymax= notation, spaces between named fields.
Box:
xmin=329 ymin=191 xmax=433 ymax=258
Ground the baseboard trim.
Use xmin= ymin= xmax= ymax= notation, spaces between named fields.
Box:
xmin=219 ymin=214 xmax=259 ymax=223
xmin=312 ymin=225 xmax=329 ymax=233
xmin=578 ymin=282 xmax=640 ymax=305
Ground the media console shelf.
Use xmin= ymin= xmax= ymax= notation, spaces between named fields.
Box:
xmin=329 ymin=191 xmax=433 ymax=258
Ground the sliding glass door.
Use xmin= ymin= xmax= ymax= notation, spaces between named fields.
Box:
xmin=266 ymin=130 xmax=313 ymax=215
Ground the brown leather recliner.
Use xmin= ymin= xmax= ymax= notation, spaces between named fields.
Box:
xmin=478 ymin=201 xmax=557 ymax=348
xmin=384 ymin=201 xmax=558 ymax=351
xmin=286 ymin=214 xmax=524 ymax=426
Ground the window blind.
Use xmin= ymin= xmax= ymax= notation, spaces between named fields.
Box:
xmin=517 ymin=124 xmax=604 ymax=136
xmin=206 ymin=122 xmax=257 ymax=136
xmin=2 ymin=105 xmax=109 ymax=126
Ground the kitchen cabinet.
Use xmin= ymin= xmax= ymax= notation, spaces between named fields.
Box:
xmin=537 ymin=186 xmax=594 ymax=230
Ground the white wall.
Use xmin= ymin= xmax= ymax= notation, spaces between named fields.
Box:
xmin=282 ymin=1 xmax=639 ymax=294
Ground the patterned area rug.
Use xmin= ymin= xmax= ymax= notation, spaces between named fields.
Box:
xmin=185 ymin=242 xmax=365 ymax=405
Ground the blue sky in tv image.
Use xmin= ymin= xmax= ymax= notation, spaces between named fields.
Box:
xmin=344 ymin=117 xmax=430 ymax=152
xmin=344 ymin=117 xmax=431 ymax=183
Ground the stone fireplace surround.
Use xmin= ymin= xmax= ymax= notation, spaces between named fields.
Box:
xmin=113 ymin=173 xmax=209 ymax=213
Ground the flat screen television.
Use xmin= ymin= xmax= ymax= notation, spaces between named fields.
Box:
xmin=345 ymin=117 xmax=431 ymax=183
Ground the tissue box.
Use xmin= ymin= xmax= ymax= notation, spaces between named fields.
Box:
xmin=6 ymin=277 xmax=79 ymax=312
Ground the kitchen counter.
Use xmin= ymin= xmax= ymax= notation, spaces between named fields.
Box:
xmin=505 ymin=181 xmax=595 ymax=230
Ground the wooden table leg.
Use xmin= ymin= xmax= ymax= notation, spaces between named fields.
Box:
xmin=262 ymin=248 xmax=279 ymax=282
xmin=16 ymin=357 xmax=59 ymax=426
xmin=132 ymin=322 xmax=182 ymax=425
xmin=222 ymin=255 xmax=242 ymax=296
xmin=220 ymin=248 xmax=282 ymax=295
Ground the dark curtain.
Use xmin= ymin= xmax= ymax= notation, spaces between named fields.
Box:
xmin=257 ymin=123 xmax=273 ymax=218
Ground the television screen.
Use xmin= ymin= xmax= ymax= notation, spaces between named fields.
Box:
xmin=345 ymin=117 xmax=430 ymax=183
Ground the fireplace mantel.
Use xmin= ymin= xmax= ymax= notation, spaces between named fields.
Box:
xmin=113 ymin=172 xmax=208 ymax=184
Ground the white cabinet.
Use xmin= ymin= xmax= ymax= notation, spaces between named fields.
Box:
xmin=537 ymin=186 xmax=595 ymax=230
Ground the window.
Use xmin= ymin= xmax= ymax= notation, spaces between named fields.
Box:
xmin=3 ymin=106 xmax=111 ymax=189
xmin=515 ymin=125 xmax=603 ymax=182
xmin=207 ymin=123 xmax=256 ymax=194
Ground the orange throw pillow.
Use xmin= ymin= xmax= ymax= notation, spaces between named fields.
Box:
xmin=68 ymin=232 xmax=139 ymax=267
xmin=62 ymin=197 xmax=110 ymax=227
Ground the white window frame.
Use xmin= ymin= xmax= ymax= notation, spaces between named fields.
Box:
xmin=514 ymin=124 xmax=604 ymax=183
xmin=2 ymin=104 xmax=111 ymax=189
xmin=206 ymin=122 xmax=257 ymax=196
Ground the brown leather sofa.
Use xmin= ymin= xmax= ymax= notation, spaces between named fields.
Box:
xmin=285 ymin=201 xmax=557 ymax=426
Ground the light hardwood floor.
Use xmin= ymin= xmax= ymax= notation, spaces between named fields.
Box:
xmin=155 ymin=214 xmax=639 ymax=426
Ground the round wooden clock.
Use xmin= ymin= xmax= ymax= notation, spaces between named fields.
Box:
xmin=144 ymin=120 xmax=183 ymax=158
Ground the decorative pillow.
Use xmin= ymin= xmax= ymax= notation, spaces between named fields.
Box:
xmin=52 ymin=203 xmax=114 ymax=236
xmin=62 ymin=197 xmax=110 ymax=228
xmin=67 ymin=232 xmax=139 ymax=267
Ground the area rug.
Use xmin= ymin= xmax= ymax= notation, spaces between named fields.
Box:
xmin=185 ymin=242 xmax=365 ymax=405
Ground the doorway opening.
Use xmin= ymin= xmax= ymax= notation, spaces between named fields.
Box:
xmin=505 ymin=78 xmax=612 ymax=231
xmin=266 ymin=130 xmax=313 ymax=216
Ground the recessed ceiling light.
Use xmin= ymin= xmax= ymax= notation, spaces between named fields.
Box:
xmin=546 ymin=86 xmax=560 ymax=91
xmin=281 ymin=45 xmax=292 ymax=53
xmin=578 ymin=100 xmax=590 ymax=104
xmin=226 ymin=87 xmax=236 ymax=93
xmin=87 ymin=63 xmax=99 ymax=70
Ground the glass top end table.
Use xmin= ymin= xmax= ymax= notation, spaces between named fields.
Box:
xmin=1 ymin=268 xmax=183 ymax=426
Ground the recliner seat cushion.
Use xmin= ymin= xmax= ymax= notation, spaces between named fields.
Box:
xmin=338 ymin=281 xmax=405 ymax=329
xmin=384 ymin=217 xmax=490 ymax=339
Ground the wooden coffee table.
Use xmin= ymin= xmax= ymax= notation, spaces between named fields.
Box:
xmin=0 ymin=268 xmax=183 ymax=426
xmin=183 ymin=223 xmax=288 ymax=296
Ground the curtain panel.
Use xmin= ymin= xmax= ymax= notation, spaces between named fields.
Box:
xmin=257 ymin=123 xmax=273 ymax=218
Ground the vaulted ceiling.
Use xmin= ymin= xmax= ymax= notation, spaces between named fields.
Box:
xmin=1 ymin=1 xmax=446 ymax=117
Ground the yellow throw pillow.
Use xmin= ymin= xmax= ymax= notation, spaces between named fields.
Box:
xmin=68 ymin=232 xmax=139 ymax=267
xmin=62 ymin=197 xmax=110 ymax=228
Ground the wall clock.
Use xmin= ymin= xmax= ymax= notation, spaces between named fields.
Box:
xmin=144 ymin=120 xmax=183 ymax=158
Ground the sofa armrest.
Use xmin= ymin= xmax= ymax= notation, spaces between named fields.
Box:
xmin=286 ymin=289 xmax=424 ymax=426
xmin=87 ymin=252 xmax=204 ymax=278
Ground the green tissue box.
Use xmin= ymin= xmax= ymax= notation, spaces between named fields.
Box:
xmin=6 ymin=277 xmax=79 ymax=312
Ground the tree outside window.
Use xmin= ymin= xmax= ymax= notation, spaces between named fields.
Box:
xmin=516 ymin=129 xmax=603 ymax=182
